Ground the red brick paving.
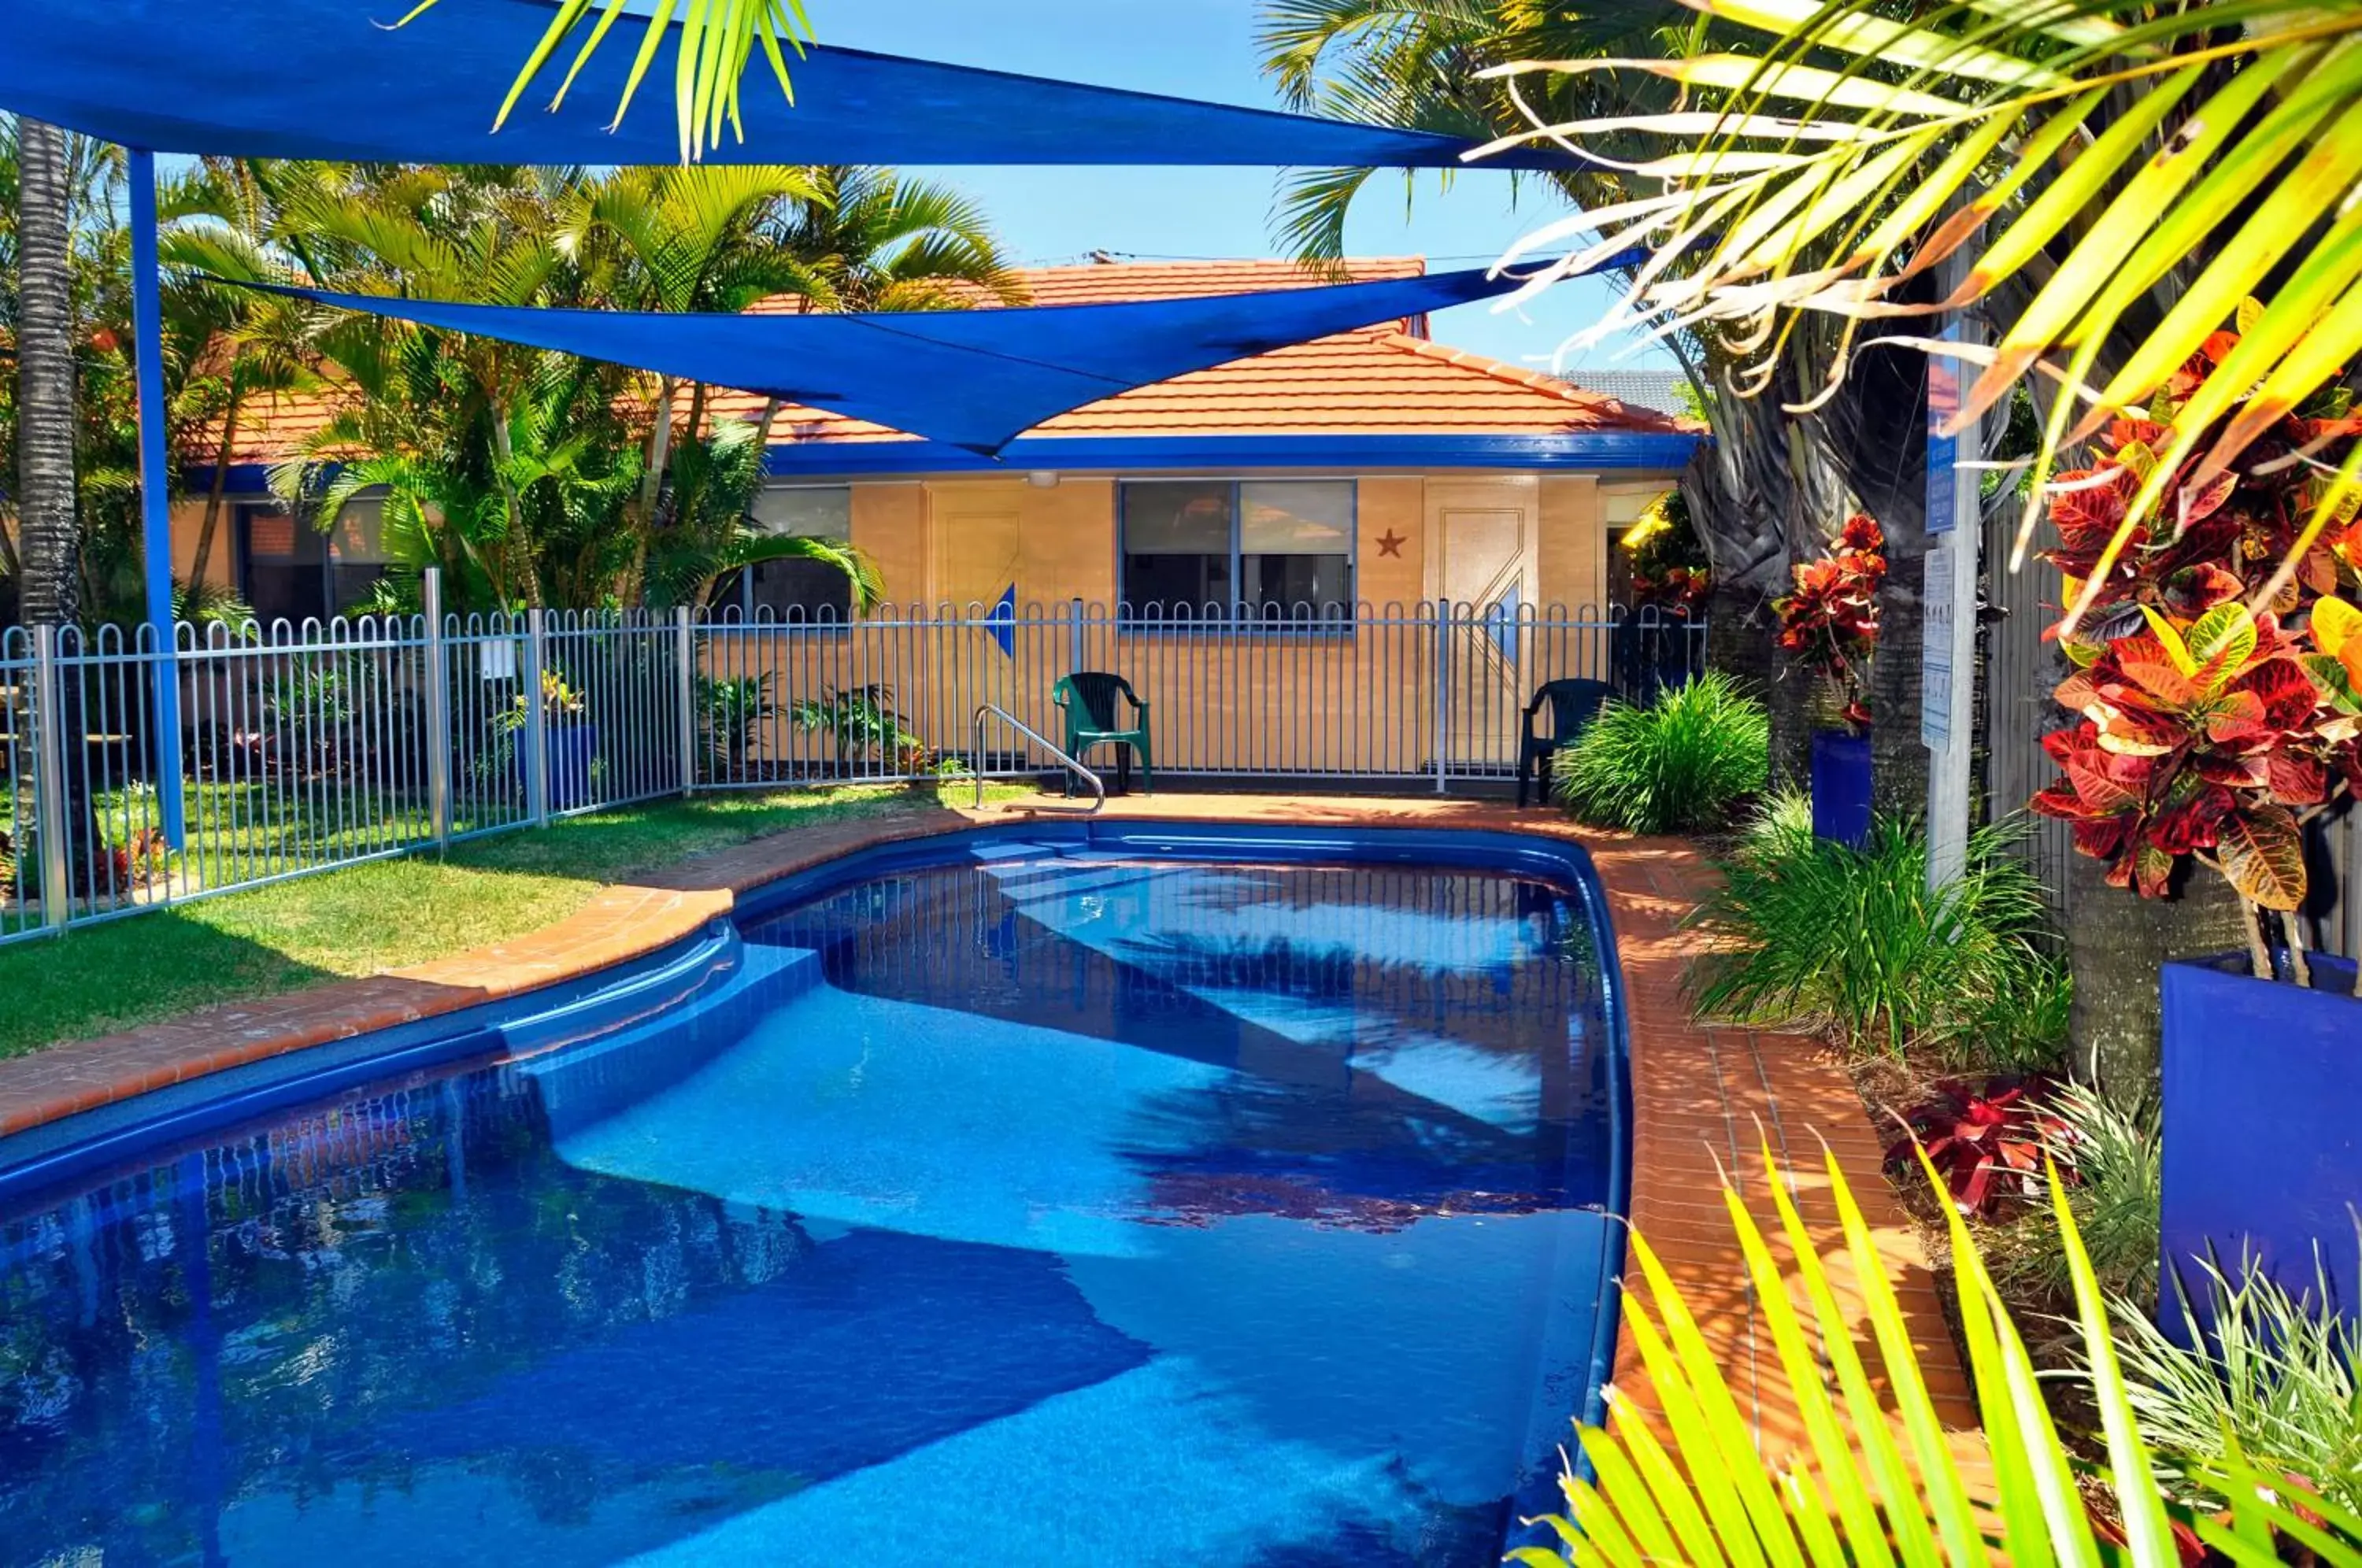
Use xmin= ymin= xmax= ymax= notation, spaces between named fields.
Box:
xmin=0 ymin=791 xmax=1983 ymax=1485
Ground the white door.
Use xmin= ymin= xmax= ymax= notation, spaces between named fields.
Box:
xmin=1427 ymin=479 xmax=1538 ymax=767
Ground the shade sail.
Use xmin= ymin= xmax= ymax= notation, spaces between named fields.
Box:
xmin=0 ymin=0 xmax=1583 ymax=172
xmin=235 ymin=264 xmax=1623 ymax=455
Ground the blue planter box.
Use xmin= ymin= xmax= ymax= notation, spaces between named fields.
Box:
xmin=2159 ymin=950 xmax=2360 ymax=1336
xmin=1809 ymin=728 xmax=1872 ymax=849
xmin=546 ymin=723 xmax=599 ymax=813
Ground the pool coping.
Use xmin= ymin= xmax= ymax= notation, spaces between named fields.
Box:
xmin=0 ymin=792 xmax=1985 ymax=1486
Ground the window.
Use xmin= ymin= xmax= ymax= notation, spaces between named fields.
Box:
xmin=240 ymin=506 xmax=324 ymax=626
xmin=240 ymin=497 xmax=394 ymax=624
xmin=328 ymin=498 xmax=395 ymax=614
xmin=1120 ymin=479 xmax=1354 ymax=621
xmin=741 ymin=486 xmax=854 ymax=620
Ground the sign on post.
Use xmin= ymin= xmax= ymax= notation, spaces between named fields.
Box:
xmin=1924 ymin=315 xmax=1982 ymax=890
xmin=1920 ymin=547 xmax=1954 ymax=750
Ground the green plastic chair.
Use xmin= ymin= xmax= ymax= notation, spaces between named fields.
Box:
xmin=1052 ymin=672 xmax=1153 ymax=793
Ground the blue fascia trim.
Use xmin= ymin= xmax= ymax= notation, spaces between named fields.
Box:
xmin=761 ymin=433 xmax=1702 ymax=477
xmin=191 ymin=434 xmax=1701 ymax=496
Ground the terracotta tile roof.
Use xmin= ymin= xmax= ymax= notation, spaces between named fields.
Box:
xmin=205 ymin=257 xmax=1697 ymax=466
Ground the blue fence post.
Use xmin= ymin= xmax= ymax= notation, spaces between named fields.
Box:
xmin=129 ymin=148 xmax=187 ymax=849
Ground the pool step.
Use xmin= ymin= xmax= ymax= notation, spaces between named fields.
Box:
xmin=516 ymin=939 xmax=824 ymax=1139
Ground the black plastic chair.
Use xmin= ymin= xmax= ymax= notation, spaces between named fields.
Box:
xmin=1517 ymin=678 xmax=1616 ymax=807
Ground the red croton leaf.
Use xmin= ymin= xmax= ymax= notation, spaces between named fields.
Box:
xmin=2204 ymin=689 xmax=2275 ymax=749
xmin=2266 ymin=752 xmax=2330 ymax=806
xmin=2233 ymin=653 xmax=2326 ymax=727
xmin=2116 ymin=657 xmax=2204 ymax=710
xmin=2179 ymin=469 xmax=2240 ymax=527
xmin=2148 ymin=785 xmax=2234 ymax=854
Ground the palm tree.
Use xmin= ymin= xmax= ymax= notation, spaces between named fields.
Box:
xmin=637 ymin=163 xmax=1022 ymax=613
xmin=1490 ymin=2 xmax=2362 ymax=634
xmin=781 ymin=166 xmax=1027 ymax=314
xmin=566 ymin=162 xmax=828 ymax=595
xmin=640 ymin=416 xmax=883 ymax=612
xmin=271 ymin=165 xmax=579 ymax=608
xmin=13 ymin=116 xmax=78 ymax=627
xmin=1253 ymin=2 xmax=1935 ymax=804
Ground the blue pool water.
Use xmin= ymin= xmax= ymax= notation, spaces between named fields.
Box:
xmin=0 ymin=829 xmax=1625 ymax=1566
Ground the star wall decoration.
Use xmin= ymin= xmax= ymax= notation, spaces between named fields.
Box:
xmin=1375 ymin=530 xmax=1407 ymax=558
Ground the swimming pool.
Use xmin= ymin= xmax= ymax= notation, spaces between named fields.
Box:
xmin=0 ymin=822 xmax=1628 ymax=1566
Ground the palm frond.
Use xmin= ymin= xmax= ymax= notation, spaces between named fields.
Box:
xmin=399 ymin=0 xmax=816 ymax=163
xmin=1483 ymin=2 xmax=2362 ymax=631
xmin=1519 ymin=1145 xmax=2362 ymax=1567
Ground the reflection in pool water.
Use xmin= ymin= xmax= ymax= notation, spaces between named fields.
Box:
xmin=0 ymin=849 xmax=1620 ymax=1566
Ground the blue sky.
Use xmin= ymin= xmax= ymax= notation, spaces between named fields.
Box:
xmin=817 ymin=1 xmax=1674 ymax=372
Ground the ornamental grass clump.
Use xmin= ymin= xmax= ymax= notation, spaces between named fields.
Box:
xmin=1990 ymin=1082 xmax=2164 ymax=1305
xmin=1686 ymin=793 xmax=2065 ymax=1061
xmin=2110 ymin=1255 xmax=2362 ymax=1522
xmin=1551 ymin=671 xmax=1767 ymax=834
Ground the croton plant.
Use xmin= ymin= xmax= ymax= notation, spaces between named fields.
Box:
xmin=1773 ymin=512 xmax=1886 ymax=730
xmin=2030 ymin=318 xmax=2362 ymax=980
xmin=1623 ymin=489 xmax=1711 ymax=613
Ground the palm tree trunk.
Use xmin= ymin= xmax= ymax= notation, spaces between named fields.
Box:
xmin=2064 ymin=853 xmax=2248 ymax=1097
xmin=13 ymin=117 xmax=96 ymax=899
xmin=625 ymin=375 xmax=680 ymax=605
xmin=188 ymin=372 xmax=249 ymax=593
xmin=15 ymin=118 xmax=80 ymax=627
xmin=1681 ymin=366 xmax=1849 ymax=788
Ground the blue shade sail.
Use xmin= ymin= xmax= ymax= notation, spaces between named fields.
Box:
xmin=0 ymin=0 xmax=1583 ymax=172
xmin=231 ymin=264 xmax=1574 ymax=455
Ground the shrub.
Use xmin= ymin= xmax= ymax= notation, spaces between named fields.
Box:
xmin=1883 ymin=1075 xmax=2051 ymax=1218
xmin=2027 ymin=320 xmax=2362 ymax=980
xmin=1686 ymin=794 xmax=2068 ymax=1061
xmin=2110 ymin=1255 xmax=2362 ymax=1519
xmin=1552 ymin=671 xmax=1767 ymax=834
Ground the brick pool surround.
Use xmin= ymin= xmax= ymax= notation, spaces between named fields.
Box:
xmin=0 ymin=793 xmax=1983 ymax=1482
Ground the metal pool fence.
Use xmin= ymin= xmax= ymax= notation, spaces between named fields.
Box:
xmin=0 ymin=590 xmax=1703 ymax=946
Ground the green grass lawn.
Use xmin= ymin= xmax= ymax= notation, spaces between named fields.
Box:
xmin=0 ymin=781 xmax=1019 ymax=1060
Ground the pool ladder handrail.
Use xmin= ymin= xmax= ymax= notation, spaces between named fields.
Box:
xmin=971 ymin=703 xmax=1106 ymax=815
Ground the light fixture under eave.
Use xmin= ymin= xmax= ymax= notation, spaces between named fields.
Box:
xmin=1027 ymin=472 xmax=1061 ymax=489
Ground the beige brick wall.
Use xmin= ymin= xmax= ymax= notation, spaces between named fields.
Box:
xmin=1538 ymin=475 xmax=1605 ymax=612
xmin=705 ymin=466 xmax=1680 ymax=775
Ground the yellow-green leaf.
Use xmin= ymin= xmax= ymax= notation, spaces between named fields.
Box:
xmin=2314 ymin=595 xmax=2362 ymax=659
xmin=2186 ymin=602 xmax=2258 ymax=690
xmin=2218 ymin=805 xmax=2308 ymax=910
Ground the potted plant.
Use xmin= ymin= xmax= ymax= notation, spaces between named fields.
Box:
xmin=2027 ymin=320 xmax=2362 ymax=1329
xmin=494 ymin=670 xmax=598 ymax=811
xmin=1774 ymin=512 xmax=1886 ymax=846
